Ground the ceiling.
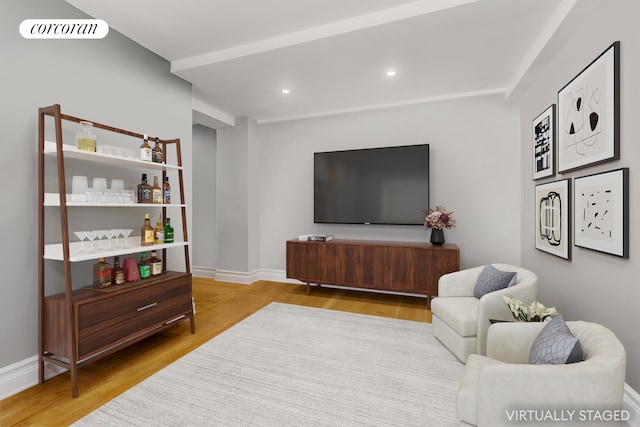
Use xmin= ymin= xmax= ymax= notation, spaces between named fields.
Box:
xmin=65 ymin=0 xmax=595 ymax=128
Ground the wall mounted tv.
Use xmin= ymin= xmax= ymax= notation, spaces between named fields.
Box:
xmin=314 ymin=144 xmax=429 ymax=225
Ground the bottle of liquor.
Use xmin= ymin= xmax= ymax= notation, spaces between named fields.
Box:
xmin=149 ymin=250 xmax=162 ymax=277
xmin=140 ymin=134 xmax=152 ymax=161
xmin=152 ymin=137 xmax=163 ymax=163
xmin=137 ymin=173 xmax=152 ymax=204
xmin=93 ymin=257 xmax=112 ymax=288
xmin=163 ymin=176 xmax=171 ymax=204
xmin=151 ymin=176 xmax=162 ymax=204
xmin=111 ymin=256 xmax=125 ymax=285
xmin=76 ymin=121 xmax=97 ymax=152
xmin=164 ymin=217 xmax=174 ymax=243
xmin=138 ymin=252 xmax=151 ymax=279
xmin=141 ymin=213 xmax=154 ymax=246
xmin=154 ymin=212 xmax=164 ymax=244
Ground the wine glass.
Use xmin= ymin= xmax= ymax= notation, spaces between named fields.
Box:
xmin=92 ymin=230 xmax=107 ymax=251
xmin=73 ymin=231 xmax=88 ymax=253
xmin=111 ymin=228 xmax=123 ymax=248
xmin=103 ymin=229 xmax=116 ymax=250
xmin=121 ymin=229 xmax=133 ymax=248
xmin=85 ymin=231 xmax=97 ymax=253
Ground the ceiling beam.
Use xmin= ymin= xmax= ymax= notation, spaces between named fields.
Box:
xmin=505 ymin=0 xmax=602 ymax=101
xmin=171 ymin=0 xmax=479 ymax=73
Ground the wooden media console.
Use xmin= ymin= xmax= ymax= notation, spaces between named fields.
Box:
xmin=286 ymin=239 xmax=459 ymax=308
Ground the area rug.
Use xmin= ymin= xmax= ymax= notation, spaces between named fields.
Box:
xmin=72 ymin=303 xmax=463 ymax=426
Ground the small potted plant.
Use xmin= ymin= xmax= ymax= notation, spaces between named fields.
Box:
xmin=502 ymin=296 xmax=559 ymax=322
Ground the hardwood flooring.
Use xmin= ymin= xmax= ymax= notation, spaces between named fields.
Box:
xmin=0 ymin=278 xmax=430 ymax=427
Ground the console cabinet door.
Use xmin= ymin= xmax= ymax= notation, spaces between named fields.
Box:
xmin=286 ymin=241 xmax=320 ymax=282
xmin=319 ymin=243 xmax=342 ymax=284
xmin=362 ymin=246 xmax=414 ymax=291
xmin=415 ymin=247 xmax=460 ymax=294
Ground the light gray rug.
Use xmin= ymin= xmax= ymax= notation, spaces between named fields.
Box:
xmin=72 ymin=303 xmax=463 ymax=426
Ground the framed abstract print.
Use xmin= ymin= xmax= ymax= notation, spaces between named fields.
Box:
xmin=533 ymin=104 xmax=555 ymax=180
xmin=535 ymin=179 xmax=570 ymax=259
xmin=573 ymin=168 xmax=628 ymax=258
xmin=558 ymin=41 xmax=619 ymax=173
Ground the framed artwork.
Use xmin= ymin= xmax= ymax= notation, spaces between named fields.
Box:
xmin=532 ymin=104 xmax=555 ymax=180
xmin=558 ymin=41 xmax=620 ymax=173
xmin=535 ymin=179 xmax=570 ymax=260
xmin=574 ymin=168 xmax=628 ymax=258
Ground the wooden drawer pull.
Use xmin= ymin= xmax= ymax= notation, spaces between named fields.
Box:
xmin=137 ymin=302 xmax=158 ymax=312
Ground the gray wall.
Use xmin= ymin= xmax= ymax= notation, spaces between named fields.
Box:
xmin=258 ymin=94 xmax=522 ymax=271
xmin=216 ymin=117 xmax=261 ymax=274
xmin=0 ymin=0 xmax=192 ymax=369
xmin=192 ymin=124 xmax=217 ymax=270
xmin=519 ymin=0 xmax=639 ymax=390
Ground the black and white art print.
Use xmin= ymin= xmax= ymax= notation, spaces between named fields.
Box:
xmin=574 ymin=168 xmax=628 ymax=258
xmin=558 ymin=41 xmax=619 ymax=173
xmin=535 ymin=179 xmax=570 ymax=260
xmin=533 ymin=104 xmax=555 ymax=180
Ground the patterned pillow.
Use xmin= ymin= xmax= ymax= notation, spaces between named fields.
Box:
xmin=473 ymin=264 xmax=517 ymax=298
xmin=529 ymin=315 xmax=583 ymax=364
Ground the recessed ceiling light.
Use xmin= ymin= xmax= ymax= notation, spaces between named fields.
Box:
xmin=281 ymin=89 xmax=291 ymax=94
xmin=386 ymin=70 xmax=397 ymax=77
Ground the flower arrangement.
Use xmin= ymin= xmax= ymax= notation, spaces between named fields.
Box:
xmin=423 ymin=206 xmax=456 ymax=230
xmin=502 ymin=296 xmax=558 ymax=322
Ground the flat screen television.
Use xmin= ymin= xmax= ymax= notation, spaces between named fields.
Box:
xmin=314 ymin=144 xmax=429 ymax=225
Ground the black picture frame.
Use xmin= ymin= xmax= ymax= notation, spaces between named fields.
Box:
xmin=535 ymin=178 xmax=571 ymax=260
xmin=558 ymin=41 xmax=620 ymax=173
xmin=533 ymin=104 xmax=555 ymax=180
xmin=573 ymin=168 xmax=629 ymax=258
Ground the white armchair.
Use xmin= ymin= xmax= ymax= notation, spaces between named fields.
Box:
xmin=457 ymin=321 xmax=627 ymax=426
xmin=431 ymin=264 xmax=538 ymax=361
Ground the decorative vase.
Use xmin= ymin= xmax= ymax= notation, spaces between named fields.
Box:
xmin=430 ymin=229 xmax=445 ymax=246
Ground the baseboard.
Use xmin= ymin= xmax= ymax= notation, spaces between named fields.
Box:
xmin=192 ymin=266 xmax=216 ymax=279
xmin=0 ymin=356 xmax=67 ymax=400
xmin=214 ymin=268 xmax=261 ymax=285
xmin=625 ymin=383 xmax=640 ymax=427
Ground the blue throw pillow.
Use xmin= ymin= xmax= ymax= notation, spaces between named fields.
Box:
xmin=529 ymin=315 xmax=583 ymax=364
xmin=473 ymin=264 xmax=517 ymax=298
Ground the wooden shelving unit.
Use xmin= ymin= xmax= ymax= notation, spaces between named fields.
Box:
xmin=37 ymin=104 xmax=195 ymax=397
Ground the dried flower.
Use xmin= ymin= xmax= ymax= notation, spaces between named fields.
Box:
xmin=423 ymin=206 xmax=456 ymax=230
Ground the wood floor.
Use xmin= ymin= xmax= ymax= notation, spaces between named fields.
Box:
xmin=0 ymin=278 xmax=431 ymax=427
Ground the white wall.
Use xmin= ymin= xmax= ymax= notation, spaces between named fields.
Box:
xmin=192 ymin=124 xmax=217 ymax=272
xmin=519 ymin=0 xmax=640 ymax=391
xmin=216 ymin=117 xmax=260 ymax=275
xmin=258 ymin=94 xmax=521 ymax=272
xmin=0 ymin=0 xmax=192 ymax=370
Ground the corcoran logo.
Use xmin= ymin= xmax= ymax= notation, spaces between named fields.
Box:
xmin=19 ymin=19 xmax=109 ymax=39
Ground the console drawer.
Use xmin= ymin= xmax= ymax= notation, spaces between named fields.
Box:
xmin=44 ymin=272 xmax=192 ymax=361
xmin=77 ymin=276 xmax=191 ymax=359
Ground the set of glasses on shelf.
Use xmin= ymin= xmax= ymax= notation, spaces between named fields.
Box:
xmin=73 ymin=229 xmax=134 ymax=253
xmin=71 ymin=176 xmax=135 ymax=203
xmin=96 ymin=145 xmax=136 ymax=159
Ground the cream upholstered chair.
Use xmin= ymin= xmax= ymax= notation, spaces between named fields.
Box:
xmin=431 ymin=264 xmax=538 ymax=362
xmin=457 ymin=321 xmax=627 ymax=427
